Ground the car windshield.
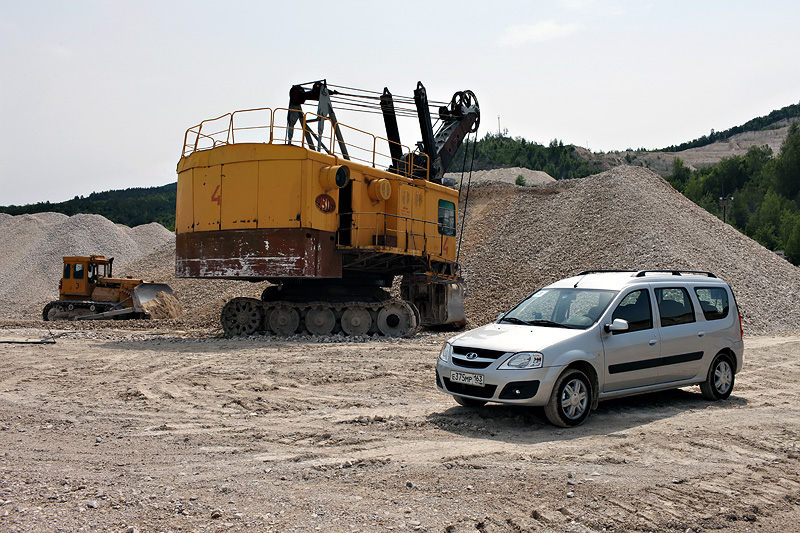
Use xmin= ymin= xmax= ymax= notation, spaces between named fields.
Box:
xmin=500 ymin=288 xmax=617 ymax=329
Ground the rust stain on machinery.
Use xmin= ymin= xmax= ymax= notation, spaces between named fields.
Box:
xmin=175 ymin=79 xmax=479 ymax=337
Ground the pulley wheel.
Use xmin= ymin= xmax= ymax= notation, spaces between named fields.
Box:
xmin=269 ymin=305 xmax=300 ymax=336
xmin=305 ymin=306 xmax=335 ymax=336
xmin=341 ymin=307 xmax=372 ymax=336
xmin=221 ymin=298 xmax=263 ymax=337
xmin=377 ymin=302 xmax=417 ymax=337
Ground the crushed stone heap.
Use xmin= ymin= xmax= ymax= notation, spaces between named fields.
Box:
xmin=0 ymin=213 xmax=174 ymax=317
xmin=445 ymin=166 xmax=555 ymax=186
xmin=457 ymin=165 xmax=800 ymax=336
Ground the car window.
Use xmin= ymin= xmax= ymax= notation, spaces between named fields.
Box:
xmin=611 ymin=289 xmax=652 ymax=333
xmin=63 ymin=263 xmax=71 ymax=279
xmin=694 ymin=287 xmax=729 ymax=320
xmin=656 ymin=287 xmax=696 ymax=326
xmin=504 ymin=288 xmax=616 ymax=329
xmin=74 ymin=263 xmax=85 ymax=280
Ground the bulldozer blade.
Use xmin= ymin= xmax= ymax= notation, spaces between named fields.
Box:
xmin=132 ymin=283 xmax=174 ymax=309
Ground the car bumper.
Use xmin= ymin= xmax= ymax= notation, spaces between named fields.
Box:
xmin=435 ymin=360 xmax=563 ymax=406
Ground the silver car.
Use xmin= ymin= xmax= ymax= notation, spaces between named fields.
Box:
xmin=436 ymin=270 xmax=744 ymax=427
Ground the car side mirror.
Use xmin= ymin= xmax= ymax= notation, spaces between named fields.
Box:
xmin=604 ymin=318 xmax=629 ymax=333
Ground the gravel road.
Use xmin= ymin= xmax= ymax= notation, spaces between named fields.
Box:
xmin=1 ymin=327 xmax=798 ymax=532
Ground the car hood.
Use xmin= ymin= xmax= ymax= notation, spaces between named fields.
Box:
xmin=450 ymin=322 xmax=585 ymax=353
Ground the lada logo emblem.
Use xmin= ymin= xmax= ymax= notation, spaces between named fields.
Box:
xmin=465 ymin=352 xmax=478 ymax=360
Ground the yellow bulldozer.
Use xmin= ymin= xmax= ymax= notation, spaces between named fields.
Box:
xmin=42 ymin=255 xmax=175 ymax=321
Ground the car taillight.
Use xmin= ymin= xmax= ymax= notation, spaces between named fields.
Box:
xmin=58 ymin=280 xmax=62 ymax=290
xmin=739 ymin=313 xmax=744 ymax=340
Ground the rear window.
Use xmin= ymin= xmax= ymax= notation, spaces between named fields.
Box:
xmin=694 ymin=287 xmax=729 ymax=321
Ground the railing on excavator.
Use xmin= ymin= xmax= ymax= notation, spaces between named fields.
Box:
xmin=181 ymin=108 xmax=429 ymax=180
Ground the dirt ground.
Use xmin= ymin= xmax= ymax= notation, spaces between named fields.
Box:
xmin=1 ymin=325 xmax=799 ymax=533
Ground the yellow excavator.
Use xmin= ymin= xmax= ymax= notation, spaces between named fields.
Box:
xmin=175 ymin=79 xmax=479 ymax=337
xmin=42 ymin=255 xmax=174 ymax=321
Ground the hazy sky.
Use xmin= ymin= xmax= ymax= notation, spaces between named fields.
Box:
xmin=1 ymin=0 xmax=798 ymax=205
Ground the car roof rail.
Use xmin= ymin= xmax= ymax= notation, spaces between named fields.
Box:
xmin=633 ymin=270 xmax=717 ymax=278
xmin=574 ymin=269 xmax=636 ymax=276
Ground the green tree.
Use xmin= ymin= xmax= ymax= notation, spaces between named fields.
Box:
xmin=668 ymin=157 xmax=691 ymax=189
xmin=773 ymin=122 xmax=800 ymax=201
xmin=785 ymin=216 xmax=800 ymax=263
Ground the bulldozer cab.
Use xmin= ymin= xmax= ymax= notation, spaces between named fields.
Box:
xmin=60 ymin=255 xmax=113 ymax=300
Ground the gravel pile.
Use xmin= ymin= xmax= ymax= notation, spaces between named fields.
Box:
xmin=457 ymin=165 xmax=800 ymax=335
xmin=445 ymin=166 xmax=555 ymax=186
xmin=0 ymin=213 xmax=174 ymax=316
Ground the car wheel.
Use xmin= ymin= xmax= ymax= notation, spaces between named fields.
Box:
xmin=453 ymin=395 xmax=487 ymax=407
xmin=700 ymin=353 xmax=734 ymax=400
xmin=544 ymin=369 xmax=592 ymax=427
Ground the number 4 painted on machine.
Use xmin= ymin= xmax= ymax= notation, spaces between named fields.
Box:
xmin=211 ymin=185 xmax=222 ymax=205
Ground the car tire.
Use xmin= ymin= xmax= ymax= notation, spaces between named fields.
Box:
xmin=700 ymin=353 xmax=734 ymax=400
xmin=453 ymin=395 xmax=487 ymax=407
xmin=544 ymin=369 xmax=592 ymax=427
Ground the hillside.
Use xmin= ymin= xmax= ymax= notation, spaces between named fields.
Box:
xmin=578 ymin=116 xmax=799 ymax=176
xmin=0 ymin=183 xmax=177 ymax=230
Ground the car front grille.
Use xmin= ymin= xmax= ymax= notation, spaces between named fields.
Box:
xmin=451 ymin=346 xmax=508 ymax=369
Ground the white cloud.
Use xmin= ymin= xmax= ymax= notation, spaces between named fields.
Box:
xmin=498 ymin=20 xmax=584 ymax=47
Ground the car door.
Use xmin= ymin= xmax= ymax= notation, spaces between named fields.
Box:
xmin=654 ymin=286 xmax=706 ymax=383
xmin=600 ymin=288 xmax=661 ymax=392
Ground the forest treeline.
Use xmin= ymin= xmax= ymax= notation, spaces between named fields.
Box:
xmin=667 ymin=122 xmax=800 ymax=263
xmin=0 ymin=184 xmax=177 ymax=230
xmin=449 ymin=133 xmax=601 ymax=179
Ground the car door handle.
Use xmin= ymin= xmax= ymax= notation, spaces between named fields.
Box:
xmin=649 ymin=339 xmax=658 ymax=346
xmin=698 ymin=331 xmax=706 ymax=337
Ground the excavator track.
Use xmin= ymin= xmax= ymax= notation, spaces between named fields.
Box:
xmin=220 ymin=297 xmax=418 ymax=338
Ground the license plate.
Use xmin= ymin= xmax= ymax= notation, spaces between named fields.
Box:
xmin=450 ymin=371 xmax=484 ymax=387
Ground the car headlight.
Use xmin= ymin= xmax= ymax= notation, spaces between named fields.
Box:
xmin=438 ymin=341 xmax=453 ymax=362
xmin=498 ymin=351 xmax=543 ymax=370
